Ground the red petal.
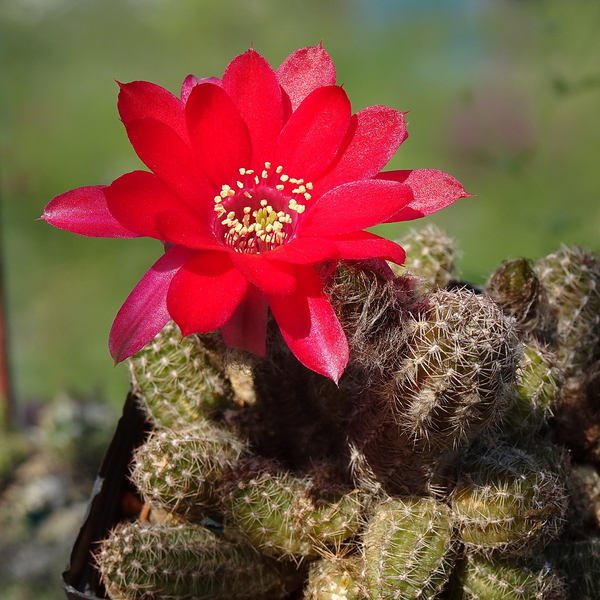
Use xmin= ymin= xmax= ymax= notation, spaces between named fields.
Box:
xmin=104 ymin=171 xmax=212 ymax=241
xmin=167 ymin=250 xmax=248 ymax=335
xmin=267 ymin=236 xmax=339 ymax=264
xmin=377 ymin=169 xmax=472 ymax=221
xmin=222 ymin=49 xmax=284 ymax=167
xmin=41 ymin=186 xmax=138 ymax=238
xmin=118 ymin=81 xmax=188 ymax=142
xmin=221 ymin=284 xmax=268 ymax=357
xmin=229 ymin=252 xmax=298 ymax=296
xmin=274 ymin=86 xmax=351 ymax=181
xmin=124 ymin=118 xmax=213 ymax=210
xmin=327 ymin=231 xmax=407 ymax=265
xmin=267 ymin=267 xmax=349 ymax=382
xmin=277 ymin=45 xmax=336 ymax=110
xmin=181 ymin=75 xmax=221 ymax=103
xmin=155 ymin=211 xmax=222 ymax=250
xmin=316 ymin=106 xmax=408 ymax=194
xmin=109 ymin=245 xmax=198 ymax=362
xmin=299 ymin=179 xmax=413 ymax=236
xmin=186 ymin=83 xmax=251 ymax=186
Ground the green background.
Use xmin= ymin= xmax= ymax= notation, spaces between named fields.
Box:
xmin=2 ymin=0 xmax=600 ymax=409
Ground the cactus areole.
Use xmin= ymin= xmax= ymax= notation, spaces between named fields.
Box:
xmin=41 ymin=45 xmax=468 ymax=381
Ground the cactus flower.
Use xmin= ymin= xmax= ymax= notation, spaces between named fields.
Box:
xmin=42 ymin=45 xmax=469 ymax=381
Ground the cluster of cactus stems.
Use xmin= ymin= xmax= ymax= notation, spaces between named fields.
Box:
xmin=95 ymin=227 xmax=600 ymax=600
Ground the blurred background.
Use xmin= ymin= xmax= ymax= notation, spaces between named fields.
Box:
xmin=0 ymin=0 xmax=599 ymax=597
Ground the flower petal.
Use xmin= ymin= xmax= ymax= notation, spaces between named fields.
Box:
xmin=124 ymin=117 xmax=213 ymax=209
xmin=103 ymin=170 xmax=213 ymax=242
xmin=327 ymin=231 xmax=407 ymax=265
xmin=41 ymin=186 xmax=139 ymax=238
xmin=109 ymin=245 xmax=198 ymax=363
xmin=167 ymin=250 xmax=248 ymax=336
xmin=181 ymin=75 xmax=221 ymax=103
xmin=316 ymin=106 xmax=408 ymax=194
xmin=186 ymin=83 xmax=252 ymax=186
xmin=273 ymin=85 xmax=351 ymax=181
xmin=221 ymin=284 xmax=268 ymax=357
xmin=277 ymin=45 xmax=336 ymax=111
xmin=299 ymin=179 xmax=413 ymax=236
xmin=267 ymin=236 xmax=339 ymax=264
xmin=267 ymin=267 xmax=349 ymax=382
xmin=229 ymin=252 xmax=297 ymax=296
xmin=118 ymin=81 xmax=188 ymax=142
xmin=377 ymin=169 xmax=472 ymax=221
xmin=222 ymin=49 xmax=284 ymax=167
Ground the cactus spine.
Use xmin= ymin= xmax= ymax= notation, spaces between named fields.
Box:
xmin=305 ymin=557 xmax=365 ymax=600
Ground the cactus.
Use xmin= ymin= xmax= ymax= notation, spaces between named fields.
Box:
xmin=458 ymin=553 xmax=567 ymax=600
xmin=500 ymin=339 xmax=561 ymax=439
xmin=131 ymin=422 xmax=246 ymax=520
xmin=362 ymin=496 xmax=456 ymax=600
xmin=486 ymin=258 xmax=552 ymax=335
xmin=393 ymin=224 xmax=457 ymax=292
xmin=220 ymin=459 xmax=363 ymax=559
xmin=96 ymin=520 xmax=297 ymax=600
xmin=544 ymin=538 xmax=600 ymax=600
xmin=128 ymin=321 xmax=233 ymax=428
xmin=535 ymin=245 xmax=600 ymax=374
xmin=450 ymin=441 xmax=568 ymax=557
xmin=305 ymin=557 xmax=365 ymax=600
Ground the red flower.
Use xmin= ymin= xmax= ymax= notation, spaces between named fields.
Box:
xmin=42 ymin=45 xmax=469 ymax=382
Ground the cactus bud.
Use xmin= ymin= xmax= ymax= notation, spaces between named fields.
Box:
xmin=451 ymin=441 xmax=568 ymax=557
xmin=393 ymin=224 xmax=456 ymax=292
xmin=362 ymin=496 xmax=455 ymax=600
xmin=131 ymin=422 xmax=246 ymax=520
xmin=128 ymin=321 xmax=232 ymax=428
xmin=305 ymin=557 xmax=365 ymax=600
xmin=486 ymin=258 xmax=552 ymax=334
xmin=96 ymin=520 xmax=297 ymax=599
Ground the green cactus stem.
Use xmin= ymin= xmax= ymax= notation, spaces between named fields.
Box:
xmin=220 ymin=459 xmax=363 ymax=559
xmin=450 ymin=441 xmax=568 ymax=557
xmin=131 ymin=422 xmax=246 ymax=521
xmin=96 ymin=520 xmax=297 ymax=600
xmin=500 ymin=339 xmax=561 ymax=440
xmin=393 ymin=224 xmax=456 ymax=292
xmin=362 ymin=496 xmax=456 ymax=600
xmin=544 ymin=538 xmax=600 ymax=600
xmin=128 ymin=321 xmax=233 ymax=428
xmin=535 ymin=245 xmax=600 ymax=374
xmin=458 ymin=553 xmax=567 ymax=600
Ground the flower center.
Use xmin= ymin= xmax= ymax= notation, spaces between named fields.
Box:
xmin=213 ymin=162 xmax=313 ymax=254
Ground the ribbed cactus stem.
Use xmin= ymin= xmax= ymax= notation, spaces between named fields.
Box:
xmin=128 ymin=321 xmax=232 ymax=428
xmin=500 ymin=338 xmax=561 ymax=439
xmin=221 ymin=460 xmax=363 ymax=559
xmin=131 ymin=422 xmax=246 ymax=520
xmin=451 ymin=441 xmax=568 ymax=557
xmin=391 ymin=289 xmax=520 ymax=452
xmin=458 ymin=553 xmax=567 ymax=600
xmin=393 ymin=224 xmax=456 ymax=292
xmin=362 ymin=496 xmax=455 ymax=600
xmin=96 ymin=520 xmax=296 ymax=600
xmin=535 ymin=245 xmax=600 ymax=374
xmin=544 ymin=538 xmax=600 ymax=600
